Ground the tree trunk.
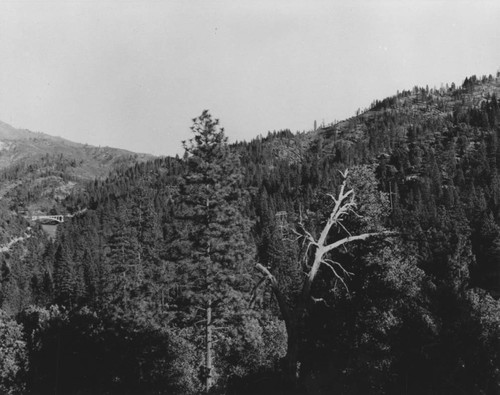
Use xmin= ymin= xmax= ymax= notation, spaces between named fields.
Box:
xmin=205 ymin=196 xmax=214 ymax=393
xmin=283 ymin=314 xmax=300 ymax=387
xmin=205 ymin=300 xmax=214 ymax=392
xmin=255 ymin=263 xmax=305 ymax=387
xmin=281 ymin=273 xmax=315 ymax=388
xmin=266 ymin=277 xmax=300 ymax=386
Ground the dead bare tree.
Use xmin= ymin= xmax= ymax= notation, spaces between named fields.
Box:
xmin=254 ymin=169 xmax=394 ymax=386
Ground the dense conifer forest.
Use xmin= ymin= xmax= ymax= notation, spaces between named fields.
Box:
xmin=1 ymin=73 xmax=500 ymax=394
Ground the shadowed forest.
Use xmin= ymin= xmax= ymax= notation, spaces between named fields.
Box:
xmin=1 ymin=74 xmax=500 ymax=394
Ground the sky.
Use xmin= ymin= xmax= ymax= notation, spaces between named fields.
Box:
xmin=0 ymin=1 xmax=499 ymax=157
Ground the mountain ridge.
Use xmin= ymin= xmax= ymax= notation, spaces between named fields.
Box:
xmin=0 ymin=120 xmax=155 ymax=214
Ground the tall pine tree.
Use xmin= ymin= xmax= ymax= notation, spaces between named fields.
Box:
xmin=172 ymin=110 xmax=254 ymax=392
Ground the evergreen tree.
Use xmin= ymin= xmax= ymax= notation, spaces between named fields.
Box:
xmin=171 ymin=110 xmax=255 ymax=392
xmin=53 ymin=240 xmax=76 ymax=308
xmin=104 ymin=206 xmax=143 ymax=317
xmin=0 ymin=309 xmax=28 ymax=394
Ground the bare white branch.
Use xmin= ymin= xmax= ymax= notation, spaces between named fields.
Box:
xmin=326 ymin=193 xmax=338 ymax=205
xmin=311 ymin=296 xmax=330 ymax=307
xmin=338 ymin=169 xmax=349 ymax=180
xmin=321 ymin=259 xmax=350 ymax=292
xmin=255 ymin=263 xmax=278 ymax=288
xmin=337 ymin=220 xmax=353 ymax=238
xmin=259 ymin=168 xmax=396 ymax=314
xmin=324 ymin=258 xmax=353 ymax=277
xmin=324 ymin=231 xmax=396 ymax=255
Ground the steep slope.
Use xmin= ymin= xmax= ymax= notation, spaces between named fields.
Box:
xmin=234 ymin=72 xmax=500 ymax=294
xmin=316 ymin=73 xmax=500 ymax=163
xmin=0 ymin=120 xmax=154 ymax=214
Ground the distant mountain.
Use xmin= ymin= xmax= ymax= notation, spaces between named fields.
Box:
xmin=0 ymin=120 xmax=155 ymax=214
xmin=0 ymin=120 xmax=35 ymax=140
xmin=314 ymin=73 xmax=500 ymax=160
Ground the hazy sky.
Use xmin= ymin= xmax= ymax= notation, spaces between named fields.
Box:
xmin=0 ymin=1 xmax=499 ymax=156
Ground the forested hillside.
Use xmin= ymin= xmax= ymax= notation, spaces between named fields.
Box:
xmin=0 ymin=120 xmax=153 ymax=216
xmin=1 ymin=73 xmax=499 ymax=394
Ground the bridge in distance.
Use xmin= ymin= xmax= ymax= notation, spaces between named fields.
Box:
xmin=28 ymin=209 xmax=87 ymax=224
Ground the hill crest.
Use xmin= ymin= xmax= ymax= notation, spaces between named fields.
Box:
xmin=0 ymin=120 xmax=155 ymax=214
